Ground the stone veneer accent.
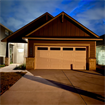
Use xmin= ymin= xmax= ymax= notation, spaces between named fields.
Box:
xmin=26 ymin=57 xmax=35 ymax=70
xmin=5 ymin=57 xmax=10 ymax=66
xmin=89 ymin=58 xmax=96 ymax=70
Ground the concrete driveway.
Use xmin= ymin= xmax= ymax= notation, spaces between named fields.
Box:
xmin=0 ymin=69 xmax=105 ymax=105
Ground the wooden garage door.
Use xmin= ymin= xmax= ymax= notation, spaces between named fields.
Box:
xmin=35 ymin=46 xmax=86 ymax=70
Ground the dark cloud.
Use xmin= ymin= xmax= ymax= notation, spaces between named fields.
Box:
xmin=0 ymin=0 xmax=105 ymax=36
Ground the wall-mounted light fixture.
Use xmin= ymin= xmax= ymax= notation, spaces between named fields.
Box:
xmin=18 ymin=49 xmax=24 ymax=52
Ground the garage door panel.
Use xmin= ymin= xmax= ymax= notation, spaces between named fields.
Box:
xmin=74 ymin=50 xmax=86 ymax=69
xmin=74 ymin=61 xmax=86 ymax=70
xmin=62 ymin=52 xmax=74 ymax=61
xmin=49 ymin=59 xmax=73 ymax=69
xmin=50 ymin=59 xmax=61 ymax=69
xmin=62 ymin=60 xmax=74 ymax=69
xmin=49 ymin=51 xmax=61 ymax=59
xmin=36 ymin=58 xmax=49 ymax=69
xmin=40 ymin=51 xmax=49 ymax=58
xmin=35 ymin=46 xmax=86 ymax=70
xmin=74 ymin=52 xmax=86 ymax=56
xmin=35 ymin=49 xmax=50 ymax=69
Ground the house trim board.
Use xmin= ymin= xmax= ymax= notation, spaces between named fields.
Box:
xmin=22 ymin=37 xmax=102 ymax=41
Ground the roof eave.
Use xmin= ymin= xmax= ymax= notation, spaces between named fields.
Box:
xmin=25 ymin=12 xmax=100 ymax=38
xmin=22 ymin=37 xmax=103 ymax=41
xmin=1 ymin=12 xmax=54 ymax=42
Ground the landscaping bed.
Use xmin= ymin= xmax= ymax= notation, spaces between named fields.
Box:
xmin=96 ymin=65 xmax=105 ymax=76
xmin=0 ymin=65 xmax=5 ymax=68
xmin=0 ymin=72 xmax=26 ymax=96
xmin=13 ymin=64 xmax=26 ymax=70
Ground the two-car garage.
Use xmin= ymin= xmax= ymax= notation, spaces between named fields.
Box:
xmin=2 ymin=12 xmax=99 ymax=70
xmin=35 ymin=46 xmax=86 ymax=70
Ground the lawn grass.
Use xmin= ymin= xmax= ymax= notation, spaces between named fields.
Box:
xmin=0 ymin=72 xmax=26 ymax=96
xmin=0 ymin=65 xmax=5 ymax=68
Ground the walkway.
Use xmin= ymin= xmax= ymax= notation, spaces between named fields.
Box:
xmin=0 ymin=64 xmax=27 ymax=72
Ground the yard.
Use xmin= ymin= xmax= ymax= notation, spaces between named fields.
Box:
xmin=0 ymin=65 xmax=5 ymax=68
xmin=0 ymin=72 xmax=26 ymax=95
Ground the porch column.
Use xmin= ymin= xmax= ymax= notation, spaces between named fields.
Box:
xmin=26 ymin=40 xmax=35 ymax=70
xmin=5 ymin=42 xmax=10 ymax=66
xmin=26 ymin=57 xmax=35 ymax=70
xmin=89 ymin=58 xmax=96 ymax=70
xmin=89 ymin=41 xmax=96 ymax=70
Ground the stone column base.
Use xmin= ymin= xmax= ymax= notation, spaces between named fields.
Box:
xmin=89 ymin=58 xmax=96 ymax=70
xmin=26 ymin=57 xmax=35 ymax=70
xmin=5 ymin=57 xmax=10 ymax=66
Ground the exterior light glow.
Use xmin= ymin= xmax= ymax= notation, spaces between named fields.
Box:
xmin=98 ymin=50 xmax=105 ymax=65
xmin=18 ymin=49 xmax=24 ymax=52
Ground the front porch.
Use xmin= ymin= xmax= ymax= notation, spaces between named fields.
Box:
xmin=5 ymin=42 xmax=28 ymax=66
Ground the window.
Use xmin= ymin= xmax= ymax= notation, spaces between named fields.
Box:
xmin=5 ymin=30 xmax=9 ymax=35
xmin=10 ymin=32 xmax=12 ymax=35
xmin=75 ymin=48 xmax=86 ymax=51
xmin=63 ymin=48 xmax=73 ymax=51
xmin=37 ymin=47 xmax=48 ymax=50
xmin=50 ymin=48 xmax=60 ymax=50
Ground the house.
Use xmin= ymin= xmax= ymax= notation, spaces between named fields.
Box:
xmin=1 ymin=12 xmax=102 ymax=70
xmin=0 ymin=24 xmax=27 ymax=65
xmin=0 ymin=23 xmax=13 ymax=65
xmin=96 ymin=34 xmax=105 ymax=65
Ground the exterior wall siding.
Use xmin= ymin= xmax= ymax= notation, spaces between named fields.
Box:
xmin=0 ymin=24 xmax=13 ymax=64
xmin=7 ymin=15 xmax=53 ymax=42
xmin=28 ymin=40 xmax=96 ymax=58
xmin=30 ymin=16 xmax=95 ymax=38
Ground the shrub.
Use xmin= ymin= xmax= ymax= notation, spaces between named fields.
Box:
xmin=14 ymin=64 xmax=26 ymax=70
xmin=0 ymin=65 xmax=5 ymax=68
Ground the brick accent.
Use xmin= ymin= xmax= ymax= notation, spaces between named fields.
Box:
xmin=89 ymin=58 xmax=96 ymax=70
xmin=5 ymin=57 xmax=10 ymax=66
xmin=26 ymin=57 xmax=35 ymax=70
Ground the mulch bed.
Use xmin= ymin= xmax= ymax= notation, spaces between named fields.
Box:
xmin=96 ymin=65 xmax=105 ymax=76
xmin=0 ymin=72 xmax=26 ymax=96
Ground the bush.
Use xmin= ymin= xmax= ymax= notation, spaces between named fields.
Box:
xmin=14 ymin=64 xmax=26 ymax=70
xmin=0 ymin=64 xmax=5 ymax=68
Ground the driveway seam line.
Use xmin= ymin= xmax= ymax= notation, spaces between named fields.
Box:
xmin=62 ymin=70 xmax=87 ymax=105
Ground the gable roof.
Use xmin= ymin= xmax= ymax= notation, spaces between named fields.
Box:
xmin=1 ymin=12 xmax=53 ymax=42
xmin=26 ymin=12 xmax=100 ymax=38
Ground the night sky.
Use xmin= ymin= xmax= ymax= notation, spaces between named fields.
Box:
xmin=0 ymin=0 xmax=105 ymax=36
